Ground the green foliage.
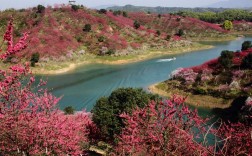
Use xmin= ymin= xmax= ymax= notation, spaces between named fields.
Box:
xmin=91 ymin=88 xmax=159 ymax=141
xmin=30 ymin=52 xmax=40 ymax=67
xmin=177 ymin=29 xmax=184 ymax=37
xmin=98 ymin=9 xmax=107 ymax=14
xmin=71 ymin=5 xmax=80 ymax=11
xmin=64 ymin=106 xmax=75 ymax=115
xmin=83 ymin=24 xmax=91 ymax=32
xmin=222 ymin=20 xmax=233 ymax=30
xmin=242 ymin=53 xmax=252 ymax=69
xmin=218 ymin=50 xmax=234 ymax=68
xmin=241 ymin=41 xmax=252 ymax=51
xmin=113 ymin=10 xmax=122 ymax=16
xmin=37 ymin=5 xmax=45 ymax=13
xmin=122 ymin=11 xmax=128 ymax=17
xmin=106 ymin=49 xmax=115 ymax=55
xmin=98 ymin=36 xmax=105 ymax=42
xmin=133 ymin=20 xmax=140 ymax=29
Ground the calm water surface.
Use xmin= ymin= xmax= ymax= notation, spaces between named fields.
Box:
xmin=37 ymin=37 xmax=252 ymax=114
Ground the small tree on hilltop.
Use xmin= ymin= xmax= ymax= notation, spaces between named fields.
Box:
xmin=241 ymin=41 xmax=252 ymax=51
xmin=37 ymin=4 xmax=45 ymax=13
xmin=218 ymin=50 xmax=234 ymax=68
xmin=222 ymin=20 xmax=233 ymax=30
xmin=133 ymin=20 xmax=140 ymax=29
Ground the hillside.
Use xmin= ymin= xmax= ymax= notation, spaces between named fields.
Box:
xmin=209 ymin=0 xmax=252 ymax=8
xmin=0 ymin=5 xmax=229 ymax=63
xmin=152 ymin=41 xmax=252 ymax=108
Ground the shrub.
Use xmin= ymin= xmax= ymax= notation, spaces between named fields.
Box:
xmin=177 ymin=29 xmax=184 ymax=37
xmin=91 ymin=88 xmax=159 ymax=142
xmin=98 ymin=9 xmax=107 ymax=14
xmin=241 ymin=41 xmax=252 ymax=51
xmin=158 ymin=14 xmax=162 ymax=18
xmin=122 ymin=11 xmax=128 ymax=17
xmin=64 ymin=106 xmax=75 ymax=115
xmin=166 ymin=35 xmax=171 ymax=41
xmin=242 ymin=53 xmax=252 ymax=68
xmin=71 ymin=5 xmax=80 ymax=11
xmin=222 ymin=20 xmax=233 ymax=30
xmin=98 ymin=36 xmax=105 ymax=42
xmin=133 ymin=20 xmax=140 ymax=29
xmin=218 ymin=50 xmax=234 ymax=68
xmin=30 ymin=52 xmax=40 ymax=67
xmin=83 ymin=24 xmax=91 ymax=32
xmin=156 ymin=30 xmax=161 ymax=36
xmin=37 ymin=5 xmax=45 ymax=13
xmin=106 ymin=49 xmax=115 ymax=55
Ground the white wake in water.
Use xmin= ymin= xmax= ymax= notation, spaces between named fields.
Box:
xmin=156 ymin=57 xmax=176 ymax=62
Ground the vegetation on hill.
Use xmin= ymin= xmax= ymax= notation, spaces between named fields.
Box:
xmin=0 ymin=4 xmax=231 ymax=65
xmin=154 ymin=41 xmax=252 ymax=107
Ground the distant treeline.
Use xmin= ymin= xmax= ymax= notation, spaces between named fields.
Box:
xmin=176 ymin=10 xmax=252 ymax=23
xmin=108 ymin=5 xmax=252 ymax=23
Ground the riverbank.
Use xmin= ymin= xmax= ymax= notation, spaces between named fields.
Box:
xmin=148 ymin=82 xmax=232 ymax=109
xmin=32 ymin=43 xmax=213 ymax=75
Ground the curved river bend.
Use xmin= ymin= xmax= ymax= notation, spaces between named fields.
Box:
xmin=37 ymin=37 xmax=252 ymax=113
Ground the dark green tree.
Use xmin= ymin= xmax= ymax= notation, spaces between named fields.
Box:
xmin=177 ymin=29 xmax=184 ymax=37
xmin=242 ymin=53 xmax=252 ymax=69
xmin=30 ymin=52 xmax=40 ymax=67
xmin=133 ymin=20 xmax=140 ymax=29
xmin=37 ymin=5 xmax=45 ymax=13
xmin=241 ymin=41 xmax=252 ymax=51
xmin=63 ymin=106 xmax=75 ymax=115
xmin=218 ymin=50 xmax=234 ymax=68
xmin=83 ymin=24 xmax=91 ymax=32
xmin=71 ymin=5 xmax=80 ymax=11
xmin=91 ymin=88 xmax=159 ymax=142
xmin=122 ymin=11 xmax=128 ymax=17
xmin=98 ymin=9 xmax=107 ymax=14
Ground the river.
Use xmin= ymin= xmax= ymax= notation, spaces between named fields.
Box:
xmin=37 ymin=37 xmax=252 ymax=114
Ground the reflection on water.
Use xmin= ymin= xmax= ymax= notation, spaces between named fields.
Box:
xmin=36 ymin=37 xmax=252 ymax=113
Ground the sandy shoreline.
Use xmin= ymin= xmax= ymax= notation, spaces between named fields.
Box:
xmin=148 ymin=83 xmax=232 ymax=109
xmin=32 ymin=44 xmax=214 ymax=75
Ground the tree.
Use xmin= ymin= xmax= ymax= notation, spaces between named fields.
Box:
xmin=83 ymin=24 xmax=91 ymax=32
xmin=177 ymin=29 xmax=184 ymax=37
xmin=114 ymin=96 xmax=252 ymax=155
xmin=133 ymin=20 xmax=140 ymax=29
xmin=91 ymin=88 xmax=159 ymax=142
xmin=1 ymin=18 xmax=28 ymax=59
xmin=222 ymin=20 xmax=233 ymax=30
xmin=115 ymin=96 xmax=210 ymax=155
xmin=37 ymin=5 xmax=45 ymax=13
xmin=242 ymin=53 xmax=252 ymax=68
xmin=156 ymin=30 xmax=161 ymax=36
xmin=98 ymin=9 xmax=107 ymax=14
xmin=71 ymin=5 xmax=80 ymax=11
xmin=241 ymin=41 xmax=252 ymax=51
xmin=122 ymin=11 xmax=128 ymax=17
xmin=218 ymin=50 xmax=234 ymax=68
xmin=64 ymin=106 xmax=75 ymax=115
xmin=158 ymin=14 xmax=162 ymax=18
xmin=30 ymin=52 xmax=40 ymax=67
xmin=0 ymin=20 xmax=92 ymax=155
